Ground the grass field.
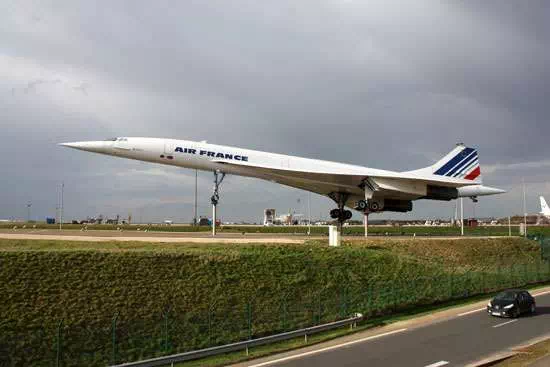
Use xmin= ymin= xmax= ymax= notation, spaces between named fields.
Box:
xmin=3 ymin=223 xmax=550 ymax=237
xmin=0 ymin=237 xmax=549 ymax=366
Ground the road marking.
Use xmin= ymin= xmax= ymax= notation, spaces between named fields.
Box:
xmin=534 ymin=290 xmax=550 ymax=297
xmin=458 ymin=307 xmax=486 ymax=317
xmin=425 ymin=361 xmax=449 ymax=367
xmin=247 ymin=328 xmax=408 ymax=367
xmin=492 ymin=319 xmax=518 ymax=328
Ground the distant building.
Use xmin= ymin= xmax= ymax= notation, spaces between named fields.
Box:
xmin=105 ymin=215 xmax=120 ymax=225
xmin=467 ymin=219 xmax=479 ymax=227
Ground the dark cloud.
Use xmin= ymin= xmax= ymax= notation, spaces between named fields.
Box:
xmin=1 ymin=1 xmax=549 ymax=222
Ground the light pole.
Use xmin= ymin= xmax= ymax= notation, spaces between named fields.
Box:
xmin=522 ymin=178 xmax=527 ymax=237
xmin=194 ymin=169 xmax=198 ymax=226
xmin=27 ymin=202 xmax=32 ymax=223
xmin=460 ymin=198 xmax=464 ymax=236
xmin=307 ymin=192 xmax=311 ymax=235
xmin=59 ymin=182 xmax=64 ymax=231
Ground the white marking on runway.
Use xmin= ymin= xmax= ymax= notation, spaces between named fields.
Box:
xmin=458 ymin=308 xmax=486 ymax=317
xmin=424 ymin=361 xmax=449 ymax=367
xmin=492 ymin=319 xmax=518 ymax=328
xmin=247 ymin=328 xmax=408 ymax=367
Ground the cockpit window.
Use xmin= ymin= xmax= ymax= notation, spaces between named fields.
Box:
xmin=105 ymin=137 xmax=128 ymax=142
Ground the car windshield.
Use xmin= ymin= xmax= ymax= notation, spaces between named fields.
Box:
xmin=494 ymin=291 xmax=517 ymax=301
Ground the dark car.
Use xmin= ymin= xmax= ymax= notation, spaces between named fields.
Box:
xmin=487 ymin=289 xmax=536 ymax=318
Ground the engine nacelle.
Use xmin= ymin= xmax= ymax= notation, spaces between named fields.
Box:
xmin=354 ymin=199 xmax=413 ymax=213
xmin=424 ymin=185 xmax=458 ymax=201
xmin=383 ymin=199 xmax=413 ymax=213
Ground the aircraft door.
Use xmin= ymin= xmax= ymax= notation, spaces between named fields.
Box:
xmin=164 ymin=140 xmax=175 ymax=155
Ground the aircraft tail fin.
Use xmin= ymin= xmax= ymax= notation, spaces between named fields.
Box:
xmin=541 ymin=196 xmax=550 ymax=216
xmin=408 ymin=144 xmax=482 ymax=184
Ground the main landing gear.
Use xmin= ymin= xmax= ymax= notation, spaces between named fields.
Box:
xmin=329 ymin=194 xmax=375 ymax=239
xmin=328 ymin=193 xmax=352 ymax=232
xmin=329 ymin=208 xmax=352 ymax=221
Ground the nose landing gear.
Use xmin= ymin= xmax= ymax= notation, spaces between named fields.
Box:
xmin=211 ymin=170 xmax=226 ymax=236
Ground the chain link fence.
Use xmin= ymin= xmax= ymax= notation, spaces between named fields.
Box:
xmin=527 ymin=234 xmax=550 ymax=261
xmin=2 ymin=260 xmax=550 ymax=367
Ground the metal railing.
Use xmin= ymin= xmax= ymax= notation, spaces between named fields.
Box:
xmin=112 ymin=314 xmax=363 ymax=367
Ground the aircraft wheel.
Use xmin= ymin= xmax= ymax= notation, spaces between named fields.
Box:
xmin=330 ymin=209 xmax=341 ymax=219
xmin=343 ymin=210 xmax=353 ymax=220
xmin=357 ymin=200 xmax=368 ymax=211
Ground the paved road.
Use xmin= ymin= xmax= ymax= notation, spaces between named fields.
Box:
xmin=0 ymin=230 xmax=306 ymax=244
xmin=243 ymin=291 xmax=550 ymax=367
xmin=0 ymin=229 xmax=496 ymax=244
xmin=531 ymin=355 xmax=550 ymax=367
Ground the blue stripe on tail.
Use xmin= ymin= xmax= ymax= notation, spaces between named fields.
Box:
xmin=446 ymin=151 xmax=478 ymax=177
xmin=434 ymin=147 xmax=475 ymax=176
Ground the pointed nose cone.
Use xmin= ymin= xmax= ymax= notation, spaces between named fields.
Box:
xmin=477 ymin=185 xmax=507 ymax=195
xmin=458 ymin=185 xmax=507 ymax=197
xmin=488 ymin=187 xmax=507 ymax=195
xmin=58 ymin=141 xmax=110 ymax=154
xmin=58 ymin=142 xmax=83 ymax=149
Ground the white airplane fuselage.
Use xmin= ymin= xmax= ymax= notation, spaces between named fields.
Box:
xmin=61 ymin=137 xmax=505 ymax=213
xmin=84 ymin=138 xmax=385 ymax=177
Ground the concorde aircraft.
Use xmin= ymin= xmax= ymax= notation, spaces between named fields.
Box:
xmin=60 ymin=138 xmax=505 ymax=224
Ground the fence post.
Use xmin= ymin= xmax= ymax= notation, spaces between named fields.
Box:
xmin=449 ymin=269 xmax=454 ymax=299
xmin=245 ymin=302 xmax=252 ymax=356
xmin=281 ymin=294 xmax=288 ymax=331
xmin=208 ymin=308 xmax=212 ymax=347
xmin=56 ymin=319 xmax=63 ymax=367
xmin=497 ymin=263 xmax=501 ymax=289
xmin=112 ymin=312 xmax=119 ymax=365
xmin=340 ymin=287 xmax=347 ymax=318
xmin=317 ymin=293 xmax=322 ymax=325
xmin=367 ymin=284 xmax=372 ymax=316
xmin=394 ymin=281 xmax=399 ymax=310
xmin=163 ymin=310 xmax=170 ymax=353
xmin=247 ymin=302 xmax=252 ymax=341
xmin=509 ymin=264 xmax=516 ymax=287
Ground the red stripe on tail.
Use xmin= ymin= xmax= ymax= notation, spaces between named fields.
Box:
xmin=464 ymin=167 xmax=481 ymax=180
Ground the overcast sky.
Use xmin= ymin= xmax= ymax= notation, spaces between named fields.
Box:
xmin=1 ymin=1 xmax=549 ymax=223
